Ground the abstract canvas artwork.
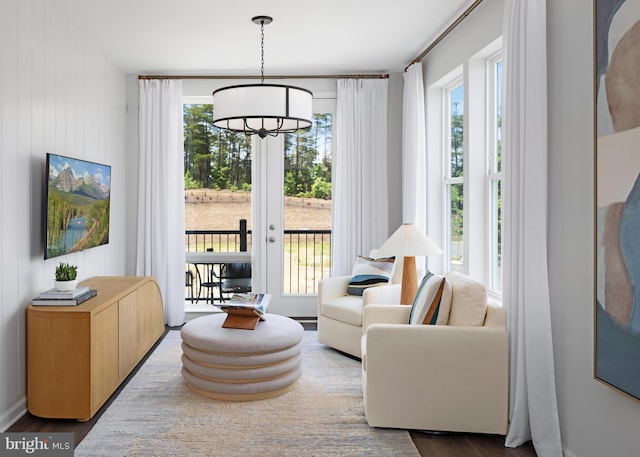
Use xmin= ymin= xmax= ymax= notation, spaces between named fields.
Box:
xmin=595 ymin=0 xmax=640 ymax=401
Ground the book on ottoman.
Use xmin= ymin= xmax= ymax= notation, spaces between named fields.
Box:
xmin=220 ymin=293 xmax=272 ymax=330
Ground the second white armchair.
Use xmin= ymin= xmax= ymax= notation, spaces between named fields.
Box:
xmin=317 ymin=253 xmax=404 ymax=358
xmin=318 ymin=279 xmax=401 ymax=358
xmin=360 ymin=271 xmax=509 ymax=434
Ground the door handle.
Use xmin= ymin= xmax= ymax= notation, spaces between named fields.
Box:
xmin=268 ymin=236 xmax=276 ymax=243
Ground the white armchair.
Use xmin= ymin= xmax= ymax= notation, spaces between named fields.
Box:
xmin=318 ymin=280 xmax=401 ymax=358
xmin=360 ymin=272 xmax=508 ymax=435
xmin=317 ymin=252 xmax=404 ymax=358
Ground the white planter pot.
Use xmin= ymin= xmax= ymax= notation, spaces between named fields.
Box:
xmin=55 ymin=279 xmax=78 ymax=292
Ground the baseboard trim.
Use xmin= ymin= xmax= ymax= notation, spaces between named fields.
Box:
xmin=0 ymin=397 xmax=27 ymax=432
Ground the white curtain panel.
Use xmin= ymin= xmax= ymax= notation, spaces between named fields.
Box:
xmin=502 ymin=1 xmax=562 ymax=455
xmin=402 ymin=63 xmax=427 ymax=231
xmin=332 ymin=79 xmax=389 ymax=276
xmin=137 ymin=79 xmax=186 ymax=327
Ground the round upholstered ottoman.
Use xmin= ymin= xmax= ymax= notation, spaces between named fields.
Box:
xmin=180 ymin=313 xmax=304 ymax=401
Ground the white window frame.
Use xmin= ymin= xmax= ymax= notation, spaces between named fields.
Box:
xmin=425 ymin=38 xmax=504 ymax=297
xmin=442 ymin=78 xmax=464 ymax=273
xmin=486 ymin=53 xmax=503 ymax=294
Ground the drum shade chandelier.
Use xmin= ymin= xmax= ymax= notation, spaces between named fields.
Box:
xmin=212 ymin=16 xmax=313 ymax=139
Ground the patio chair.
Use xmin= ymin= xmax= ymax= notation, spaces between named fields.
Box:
xmin=218 ymin=262 xmax=252 ymax=301
xmin=185 ymin=270 xmax=195 ymax=301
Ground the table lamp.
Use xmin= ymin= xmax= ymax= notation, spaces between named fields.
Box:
xmin=376 ymin=223 xmax=443 ymax=305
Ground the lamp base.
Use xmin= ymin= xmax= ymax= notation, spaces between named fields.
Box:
xmin=400 ymin=256 xmax=418 ymax=305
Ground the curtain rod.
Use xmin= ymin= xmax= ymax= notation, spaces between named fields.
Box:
xmin=138 ymin=74 xmax=389 ymax=80
xmin=405 ymin=0 xmax=484 ymax=71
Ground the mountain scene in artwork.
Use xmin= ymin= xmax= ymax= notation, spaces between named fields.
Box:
xmin=46 ymin=154 xmax=111 ymax=259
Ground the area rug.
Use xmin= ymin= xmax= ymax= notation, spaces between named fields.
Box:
xmin=76 ymin=330 xmax=420 ymax=457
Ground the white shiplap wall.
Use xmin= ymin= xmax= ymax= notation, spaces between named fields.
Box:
xmin=0 ymin=0 xmax=127 ymax=430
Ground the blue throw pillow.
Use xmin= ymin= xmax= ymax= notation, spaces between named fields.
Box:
xmin=346 ymin=256 xmax=395 ymax=296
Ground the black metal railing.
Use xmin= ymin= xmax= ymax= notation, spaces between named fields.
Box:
xmin=282 ymin=229 xmax=331 ymax=294
xmin=185 ymin=221 xmax=331 ymax=302
xmin=185 ymin=219 xmax=250 ymax=253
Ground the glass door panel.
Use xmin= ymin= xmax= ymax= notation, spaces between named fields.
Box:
xmin=184 ymin=101 xmax=334 ymax=318
xmin=183 ymin=104 xmax=253 ymax=309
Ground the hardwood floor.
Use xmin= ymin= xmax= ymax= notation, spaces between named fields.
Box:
xmin=410 ymin=431 xmax=537 ymax=457
xmin=7 ymin=413 xmax=97 ymax=449
xmin=8 ymin=323 xmax=538 ymax=457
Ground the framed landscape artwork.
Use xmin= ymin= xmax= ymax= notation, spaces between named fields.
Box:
xmin=45 ymin=153 xmax=111 ymax=259
xmin=595 ymin=0 xmax=640 ymax=401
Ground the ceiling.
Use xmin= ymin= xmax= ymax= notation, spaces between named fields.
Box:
xmin=47 ymin=0 xmax=474 ymax=75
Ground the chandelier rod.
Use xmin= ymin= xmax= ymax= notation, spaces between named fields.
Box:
xmin=259 ymin=18 xmax=265 ymax=83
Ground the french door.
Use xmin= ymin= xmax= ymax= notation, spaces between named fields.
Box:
xmin=252 ymin=102 xmax=334 ymax=318
xmin=253 ymin=135 xmax=318 ymax=318
xmin=183 ymin=98 xmax=333 ymax=317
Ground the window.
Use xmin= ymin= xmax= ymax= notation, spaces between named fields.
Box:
xmin=487 ymin=56 xmax=503 ymax=291
xmin=427 ymin=39 xmax=504 ymax=295
xmin=444 ymin=82 xmax=464 ymax=273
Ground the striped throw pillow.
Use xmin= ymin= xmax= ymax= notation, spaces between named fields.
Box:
xmin=409 ymin=272 xmax=446 ymax=325
xmin=346 ymin=256 xmax=396 ymax=296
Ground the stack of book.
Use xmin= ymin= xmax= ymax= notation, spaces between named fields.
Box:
xmin=32 ymin=286 xmax=98 ymax=306
xmin=219 ymin=293 xmax=272 ymax=330
xmin=221 ymin=293 xmax=271 ymax=315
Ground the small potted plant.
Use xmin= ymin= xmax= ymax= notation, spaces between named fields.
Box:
xmin=55 ymin=262 xmax=78 ymax=291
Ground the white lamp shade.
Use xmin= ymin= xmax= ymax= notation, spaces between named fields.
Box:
xmin=212 ymin=84 xmax=313 ymax=134
xmin=376 ymin=223 xmax=443 ymax=257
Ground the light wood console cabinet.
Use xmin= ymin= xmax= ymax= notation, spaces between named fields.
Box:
xmin=27 ymin=276 xmax=165 ymax=420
